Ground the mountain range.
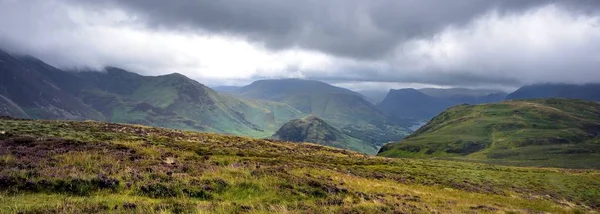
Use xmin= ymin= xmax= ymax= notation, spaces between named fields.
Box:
xmin=376 ymin=88 xmax=507 ymax=122
xmin=506 ymin=83 xmax=600 ymax=101
xmin=0 ymin=50 xmax=305 ymax=137
xmin=0 ymin=50 xmax=412 ymax=154
xmin=227 ymin=79 xmax=412 ymax=151
xmin=4 ymin=48 xmax=600 ymax=155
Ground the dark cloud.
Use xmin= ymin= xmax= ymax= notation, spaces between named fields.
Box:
xmin=1 ymin=0 xmax=600 ymax=91
xmin=69 ymin=0 xmax=600 ymax=59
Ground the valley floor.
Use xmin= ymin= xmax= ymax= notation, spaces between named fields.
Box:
xmin=0 ymin=118 xmax=598 ymax=213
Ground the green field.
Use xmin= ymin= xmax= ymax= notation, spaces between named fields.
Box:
xmin=378 ymin=98 xmax=600 ymax=169
xmin=0 ymin=117 xmax=599 ymax=213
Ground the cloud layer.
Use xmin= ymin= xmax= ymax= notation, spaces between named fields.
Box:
xmin=0 ymin=0 xmax=599 ymax=90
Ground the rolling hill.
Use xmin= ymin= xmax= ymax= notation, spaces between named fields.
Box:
xmin=0 ymin=50 xmax=303 ymax=137
xmin=272 ymin=115 xmax=375 ymax=154
xmin=233 ymin=79 xmax=411 ymax=148
xmin=378 ymin=98 xmax=600 ymax=169
xmin=0 ymin=117 xmax=598 ymax=213
xmin=507 ymin=83 xmax=600 ymax=101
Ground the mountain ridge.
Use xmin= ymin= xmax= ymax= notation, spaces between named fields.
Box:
xmin=378 ymin=98 xmax=600 ymax=169
xmin=507 ymin=83 xmax=600 ymax=101
xmin=0 ymin=51 xmax=304 ymax=137
xmin=232 ymin=78 xmax=411 ymax=149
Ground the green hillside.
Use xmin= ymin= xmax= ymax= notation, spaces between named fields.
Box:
xmin=378 ymin=98 xmax=600 ymax=169
xmin=74 ymin=69 xmax=306 ymax=137
xmin=272 ymin=115 xmax=375 ymax=154
xmin=234 ymin=79 xmax=411 ymax=148
xmin=0 ymin=51 xmax=304 ymax=137
xmin=1 ymin=117 xmax=599 ymax=213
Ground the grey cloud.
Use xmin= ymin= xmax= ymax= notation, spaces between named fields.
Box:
xmin=297 ymin=69 xmax=521 ymax=88
xmin=69 ymin=0 xmax=600 ymax=59
xmin=2 ymin=0 xmax=600 ymax=90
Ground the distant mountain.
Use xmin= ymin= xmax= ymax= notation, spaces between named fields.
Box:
xmin=377 ymin=89 xmax=454 ymax=121
xmin=507 ymin=83 xmax=600 ymax=101
xmin=419 ymin=88 xmax=503 ymax=98
xmin=212 ymin=86 xmax=241 ymax=93
xmin=378 ymin=98 xmax=600 ymax=169
xmin=233 ymin=79 xmax=411 ymax=148
xmin=378 ymin=88 xmax=506 ymax=122
xmin=357 ymin=90 xmax=389 ymax=104
xmin=272 ymin=115 xmax=376 ymax=154
xmin=0 ymin=50 xmax=303 ymax=137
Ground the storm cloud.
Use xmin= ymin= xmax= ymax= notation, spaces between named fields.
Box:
xmin=68 ymin=0 xmax=600 ymax=59
xmin=1 ymin=0 xmax=599 ymax=90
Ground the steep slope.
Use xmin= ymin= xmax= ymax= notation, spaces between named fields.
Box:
xmin=211 ymin=85 xmax=241 ymax=93
xmin=0 ymin=50 xmax=104 ymax=120
xmin=0 ymin=117 xmax=599 ymax=213
xmin=0 ymin=51 xmax=303 ymax=136
xmin=378 ymin=89 xmax=454 ymax=120
xmin=378 ymin=98 xmax=600 ymax=169
xmin=236 ymin=79 xmax=364 ymax=104
xmin=419 ymin=88 xmax=504 ymax=98
xmin=74 ymin=68 xmax=304 ymax=136
xmin=235 ymin=79 xmax=411 ymax=147
xmin=507 ymin=83 xmax=600 ymax=101
xmin=419 ymin=88 xmax=507 ymax=104
xmin=378 ymin=88 xmax=506 ymax=122
xmin=357 ymin=90 xmax=388 ymax=104
xmin=0 ymin=95 xmax=28 ymax=118
xmin=272 ymin=115 xmax=375 ymax=154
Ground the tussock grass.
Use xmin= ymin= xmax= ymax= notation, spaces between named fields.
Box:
xmin=0 ymin=117 xmax=598 ymax=213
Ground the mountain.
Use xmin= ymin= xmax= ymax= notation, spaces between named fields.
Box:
xmin=211 ymin=85 xmax=241 ymax=93
xmin=1 ymin=117 xmax=599 ymax=213
xmin=73 ymin=68 xmax=306 ymax=136
xmin=419 ymin=88 xmax=507 ymax=104
xmin=378 ymin=98 xmax=600 ymax=169
xmin=0 ymin=51 xmax=105 ymax=120
xmin=419 ymin=88 xmax=504 ymax=98
xmin=272 ymin=115 xmax=375 ymax=154
xmin=233 ymin=79 xmax=411 ymax=148
xmin=507 ymin=83 xmax=600 ymax=101
xmin=357 ymin=90 xmax=388 ymax=104
xmin=0 ymin=51 xmax=303 ymax=137
xmin=377 ymin=89 xmax=453 ymax=121
xmin=377 ymin=88 xmax=506 ymax=122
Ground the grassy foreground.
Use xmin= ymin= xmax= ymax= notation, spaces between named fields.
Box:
xmin=0 ymin=117 xmax=599 ymax=213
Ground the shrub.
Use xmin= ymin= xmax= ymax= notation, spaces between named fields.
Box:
xmin=139 ymin=183 xmax=179 ymax=198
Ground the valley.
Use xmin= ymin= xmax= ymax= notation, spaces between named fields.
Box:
xmin=2 ymin=50 xmax=600 ymax=213
xmin=3 ymin=1 xmax=600 ymax=213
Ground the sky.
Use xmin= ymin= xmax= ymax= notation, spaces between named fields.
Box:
xmin=1 ymin=0 xmax=600 ymax=92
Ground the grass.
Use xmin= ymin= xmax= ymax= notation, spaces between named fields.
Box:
xmin=0 ymin=117 xmax=599 ymax=213
xmin=379 ymin=98 xmax=600 ymax=169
